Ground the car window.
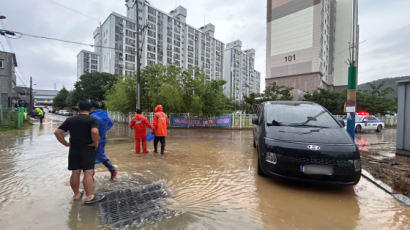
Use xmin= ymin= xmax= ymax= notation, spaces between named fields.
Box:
xmin=265 ymin=103 xmax=340 ymax=128
xmin=366 ymin=116 xmax=375 ymax=121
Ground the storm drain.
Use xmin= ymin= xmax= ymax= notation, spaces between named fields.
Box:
xmin=99 ymin=181 xmax=177 ymax=228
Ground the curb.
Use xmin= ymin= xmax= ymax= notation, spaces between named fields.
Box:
xmin=361 ymin=169 xmax=410 ymax=206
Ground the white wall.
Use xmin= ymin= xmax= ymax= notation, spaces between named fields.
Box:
xmin=332 ymin=0 xmax=352 ymax=86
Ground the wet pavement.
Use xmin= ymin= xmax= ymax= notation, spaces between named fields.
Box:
xmin=356 ymin=128 xmax=410 ymax=197
xmin=0 ymin=114 xmax=409 ymax=230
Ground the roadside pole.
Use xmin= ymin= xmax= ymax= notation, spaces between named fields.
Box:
xmin=136 ymin=0 xmax=141 ymax=111
xmin=346 ymin=0 xmax=358 ymax=140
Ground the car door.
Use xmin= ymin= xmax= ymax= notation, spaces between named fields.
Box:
xmin=367 ymin=116 xmax=378 ymax=130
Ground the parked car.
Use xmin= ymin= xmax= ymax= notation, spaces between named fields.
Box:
xmin=343 ymin=112 xmax=385 ymax=133
xmin=58 ymin=109 xmax=71 ymax=116
xmin=252 ymin=101 xmax=361 ymax=185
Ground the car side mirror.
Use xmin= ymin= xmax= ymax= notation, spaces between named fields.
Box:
xmin=252 ymin=117 xmax=259 ymax=125
xmin=339 ymin=120 xmax=345 ymax=127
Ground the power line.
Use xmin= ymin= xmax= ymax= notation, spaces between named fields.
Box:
xmin=0 ymin=39 xmax=5 ymax=51
xmin=0 ymin=29 xmax=121 ymax=51
xmin=47 ymin=0 xmax=100 ymax=24
xmin=0 ymin=21 xmax=16 ymax=52
xmin=15 ymin=70 xmax=27 ymax=87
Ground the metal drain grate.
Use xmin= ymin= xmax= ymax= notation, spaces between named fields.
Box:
xmin=99 ymin=181 xmax=177 ymax=228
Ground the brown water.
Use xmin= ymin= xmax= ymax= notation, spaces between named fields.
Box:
xmin=0 ymin=115 xmax=409 ymax=230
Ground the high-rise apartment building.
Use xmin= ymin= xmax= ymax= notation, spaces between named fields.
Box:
xmin=223 ymin=40 xmax=261 ymax=102
xmin=80 ymin=0 xmax=225 ymax=80
xmin=265 ymin=0 xmax=355 ymax=92
xmin=76 ymin=50 xmax=100 ymax=79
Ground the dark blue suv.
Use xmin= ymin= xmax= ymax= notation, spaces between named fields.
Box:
xmin=252 ymin=101 xmax=361 ymax=185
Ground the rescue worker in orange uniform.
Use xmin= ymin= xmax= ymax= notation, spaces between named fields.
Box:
xmin=152 ymin=105 xmax=169 ymax=154
xmin=129 ymin=109 xmax=153 ymax=154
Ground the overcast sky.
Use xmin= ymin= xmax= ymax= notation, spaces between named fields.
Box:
xmin=1 ymin=0 xmax=410 ymax=91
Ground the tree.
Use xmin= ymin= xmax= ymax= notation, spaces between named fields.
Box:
xmin=243 ymin=93 xmax=262 ymax=113
xmin=151 ymin=82 xmax=184 ymax=113
xmin=53 ymin=87 xmax=69 ymax=109
xmin=303 ymin=89 xmax=346 ymax=114
xmin=263 ymin=82 xmax=293 ymax=101
xmin=65 ymin=90 xmax=76 ymax=107
xmin=243 ymin=82 xmax=293 ymax=114
xmin=104 ymin=76 xmax=136 ymax=113
xmin=106 ymin=64 xmax=233 ymax=115
xmin=72 ymin=72 xmax=118 ymax=104
xmin=357 ymin=82 xmax=396 ymax=114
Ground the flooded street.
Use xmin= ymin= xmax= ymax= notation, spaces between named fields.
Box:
xmin=356 ymin=128 xmax=410 ymax=197
xmin=0 ymin=115 xmax=409 ymax=230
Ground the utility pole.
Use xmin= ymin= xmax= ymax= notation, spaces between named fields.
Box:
xmin=29 ymin=76 xmax=33 ymax=112
xmin=136 ymin=0 xmax=141 ymax=111
xmin=346 ymin=0 xmax=359 ymax=140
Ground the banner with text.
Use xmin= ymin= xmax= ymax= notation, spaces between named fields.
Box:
xmin=171 ymin=115 xmax=232 ymax=127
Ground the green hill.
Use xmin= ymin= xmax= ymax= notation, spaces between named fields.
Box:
xmin=358 ymin=76 xmax=410 ymax=98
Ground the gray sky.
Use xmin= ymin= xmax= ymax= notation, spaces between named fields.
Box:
xmin=1 ymin=0 xmax=409 ymax=91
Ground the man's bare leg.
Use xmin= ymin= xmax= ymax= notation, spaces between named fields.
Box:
xmin=70 ymin=170 xmax=82 ymax=200
xmin=83 ymin=169 xmax=94 ymax=201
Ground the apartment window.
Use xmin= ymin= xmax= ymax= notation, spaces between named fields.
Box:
xmin=148 ymin=7 xmax=156 ymax=15
xmin=147 ymin=45 xmax=156 ymax=52
xmin=148 ymin=37 xmax=156 ymax=45
xmin=148 ymin=30 xmax=156 ymax=37
xmin=0 ymin=59 xmax=4 ymax=68
xmin=148 ymin=15 xmax=155 ymax=22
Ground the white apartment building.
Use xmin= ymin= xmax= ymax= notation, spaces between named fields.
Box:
xmin=76 ymin=50 xmax=100 ymax=79
xmin=266 ymin=0 xmax=355 ymax=92
xmin=223 ymin=40 xmax=261 ymax=102
xmin=80 ymin=1 xmax=224 ymax=80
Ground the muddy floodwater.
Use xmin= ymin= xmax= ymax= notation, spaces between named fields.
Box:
xmin=0 ymin=116 xmax=409 ymax=230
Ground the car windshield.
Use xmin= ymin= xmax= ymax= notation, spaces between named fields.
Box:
xmin=265 ymin=103 xmax=340 ymax=128
xmin=355 ymin=115 xmax=364 ymax=121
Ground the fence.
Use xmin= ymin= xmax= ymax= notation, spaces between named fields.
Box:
xmin=108 ymin=112 xmax=256 ymax=129
xmin=109 ymin=111 xmax=398 ymax=129
xmin=0 ymin=107 xmax=26 ymax=129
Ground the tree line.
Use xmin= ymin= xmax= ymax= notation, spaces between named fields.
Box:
xmin=243 ymin=82 xmax=397 ymax=115
xmin=53 ymin=65 xmax=233 ymax=116
xmin=54 ymin=65 xmax=397 ymax=116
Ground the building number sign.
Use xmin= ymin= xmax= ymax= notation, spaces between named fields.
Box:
xmin=285 ymin=54 xmax=296 ymax=63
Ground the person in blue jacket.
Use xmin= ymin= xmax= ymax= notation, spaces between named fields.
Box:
xmin=90 ymin=101 xmax=117 ymax=180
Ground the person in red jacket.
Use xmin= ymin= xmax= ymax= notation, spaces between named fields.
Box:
xmin=129 ymin=109 xmax=153 ymax=154
xmin=153 ymin=105 xmax=169 ymax=154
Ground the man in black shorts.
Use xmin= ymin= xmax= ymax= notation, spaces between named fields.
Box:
xmin=54 ymin=100 xmax=105 ymax=204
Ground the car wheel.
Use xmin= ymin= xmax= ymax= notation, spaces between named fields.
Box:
xmin=257 ymin=155 xmax=267 ymax=177
xmin=376 ymin=125 xmax=382 ymax=133
xmin=355 ymin=125 xmax=362 ymax=133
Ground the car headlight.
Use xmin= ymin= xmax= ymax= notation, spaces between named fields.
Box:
xmin=266 ymin=152 xmax=277 ymax=165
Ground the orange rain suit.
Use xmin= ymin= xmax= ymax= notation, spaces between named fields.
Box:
xmin=129 ymin=114 xmax=153 ymax=154
xmin=153 ymin=105 xmax=168 ymax=137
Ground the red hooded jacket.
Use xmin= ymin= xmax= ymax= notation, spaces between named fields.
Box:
xmin=153 ymin=105 xmax=168 ymax=136
xmin=129 ymin=114 xmax=153 ymax=139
